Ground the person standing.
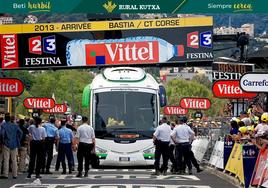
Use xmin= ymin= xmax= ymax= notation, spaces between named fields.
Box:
xmin=57 ymin=117 xmax=74 ymax=174
xmin=152 ymin=117 xmax=171 ymax=176
xmin=75 ymin=116 xmax=95 ymax=178
xmin=27 ymin=117 xmax=47 ymax=179
xmin=171 ymin=116 xmax=195 ymax=175
xmin=1 ymin=113 xmax=22 ymax=179
xmin=169 ymin=122 xmax=177 ymax=173
xmin=18 ymin=119 xmax=29 ymax=173
xmin=42 ymin=117 xmax=59 ymax=174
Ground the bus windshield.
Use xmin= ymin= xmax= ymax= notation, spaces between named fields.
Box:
xmin=93 ymin=91 xmax=157 ymax=139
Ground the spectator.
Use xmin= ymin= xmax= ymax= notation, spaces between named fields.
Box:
xmin=255 ymin=113 xmax=268 ymax=137
xmin=18 ymin=119 xmax=29 ymax=173
xmin=1 ymin=113 xmax=22 ymax=179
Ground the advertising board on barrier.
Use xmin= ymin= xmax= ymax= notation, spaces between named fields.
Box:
xmin=223 ymin=137 xmax=234 ymax=168
xmin=0 ymin=17 xmax=213 ymax=70
xmin=251 ymin=149 xmax=268 ymax=186
xmin=0 ymin=78 xmax=24 ymax=96
xmin=179 ymin=97 xmax=211 ymax=110
xmin=242 ymin=145 xmax=259 ymax=188
xmin=209 ymin=141 xmax=224 ymax=168
xmin=163 ymin=106 xmax=188 ymax=115
xmin=212 ymin=80 xmax=257 ymax=98
xmin=240 ymin=73 xmax=268 ymax=93
xmin=225 ymin=143 xmax=243 ymax=175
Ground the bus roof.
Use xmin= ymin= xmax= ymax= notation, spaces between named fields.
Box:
xmin=90 ymin=67 xmax=159 ymax=90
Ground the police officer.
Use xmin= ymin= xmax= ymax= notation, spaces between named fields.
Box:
xmin=171 ymin=116 xmax=195 ymax=175
xmin=75 ymin=116 xmax=95 ymax=178
xmin=57 ymin=117 xmax=74 ymax=174
xmin=152 ymin=117 xmax=171 ymax=176
xmin=42 ymin=117 xmax=59 ymax=174
xmin=27 ymin=117 xmax=47 ymax=179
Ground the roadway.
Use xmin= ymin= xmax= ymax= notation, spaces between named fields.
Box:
xmin=1 ymin=165 xmax=237 ymax=188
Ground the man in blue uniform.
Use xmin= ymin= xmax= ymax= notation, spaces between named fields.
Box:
xmin=57 ymin=117 xmax=74 ymax=174
xmin=43 ymin=117 xmax=59 ymax=174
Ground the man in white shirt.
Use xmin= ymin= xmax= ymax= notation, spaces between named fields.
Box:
xmin=152 ymin=117 xmax=171 ymax=175
xmin=75 ymin=116 xmax=95 ymax=178
xmin=171 ymin=116 xmax=195 ymax=175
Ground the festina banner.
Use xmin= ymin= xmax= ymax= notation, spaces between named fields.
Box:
xmin=0 ymin=17 xmax=213 ymax=70
xmin=212 ymin=62 xmax=255 ymax=82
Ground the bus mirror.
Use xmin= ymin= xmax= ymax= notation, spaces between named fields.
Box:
xmin=82 ymin=84 xmax=91 ymax=108
xmin=159 ymin=85 xmax=167 ymax=107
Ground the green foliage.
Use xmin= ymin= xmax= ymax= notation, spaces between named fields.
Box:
xmin=192 ymin=74 xmax=212 ymax=89
xmin=13 ymin=70 xmax=93 ymax=116
xmin=166 ymin=79 xmax=227 ymax=117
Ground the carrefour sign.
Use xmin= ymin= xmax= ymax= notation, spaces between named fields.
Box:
xmin=240 ymin=73 xmax=268 ymax=92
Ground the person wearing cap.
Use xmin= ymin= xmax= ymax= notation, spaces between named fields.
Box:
xmin=42 ymin=117 xmax=59 ymax=174
xmin=57 ymin=117 xmax=74 ymax=174
xmin=255 ymin=113 xmax=268 ymax=137
xmin=152 ymin=117 xmax=171 ymax=176
xmin=171 ymin=116 xmax=195 ymax=175
xmin=74 ymin=116 xmax=95 ymax=178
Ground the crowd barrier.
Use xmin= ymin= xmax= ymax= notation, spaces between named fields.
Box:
xmin=205 ymin=136 xmax=268 ymax=188
xmin=208 ymin=140 xmax=224 ymax=169
xmin=191 ymin=137 xmax=210 ymax=162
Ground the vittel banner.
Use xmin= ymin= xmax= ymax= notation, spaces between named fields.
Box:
xmin=163 ymin=106 xmax=188 ymax=115
xmin=0 ymin=17 xmax=213 ymax=70
xmin=212 ymin=80 xmax=257 ymax=98
xmin=23 ymin=97 xmax=56 ymax=109
xmin=179 ymin=97 xmax=211 ymax=110
xmin=0 ymin=78 xmax=24 ymax=96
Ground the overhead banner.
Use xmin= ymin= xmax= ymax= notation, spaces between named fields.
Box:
xmin=212 ymin=62 xmax=255 ymax=82
xmin=0 ymin=0 xmax=265 ymax=14
xmin=0 ymin=17 xmax=213 ymax=70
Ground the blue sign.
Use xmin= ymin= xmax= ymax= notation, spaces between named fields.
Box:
xmin=224 ymin=136 xmax=234 ymax=168
xmin=242 ymin=145 xmax=259 ymax=188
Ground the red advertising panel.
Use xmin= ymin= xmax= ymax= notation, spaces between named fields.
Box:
xmin=213 ymin=80 xmax=257 ymax=99
xmin=43 ymin=104 xmax=67 ymax=114
xmin=23 ymin=97 xmax=55 ymax=109
xmin=0 ymin=34 xmax=19 ymax=69
xmin=251 ymin=149 xmax=268 ymax=185
xmin=180 ymin=97 xmax=211 ymax=110
xmin=163 ymin=106 xmax=188 ymax=115
xmin=0 ymin=78 xmax=24 ymax=96
xmin=85 ymin=41 xmax=159 ymax=66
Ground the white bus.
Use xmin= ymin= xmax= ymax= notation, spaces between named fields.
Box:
xmin=82 ymin=67 xmax=166 ymax=166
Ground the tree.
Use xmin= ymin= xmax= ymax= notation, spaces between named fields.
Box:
xmin=165 ymin=78 xmax=227 ymax=117
xmin=192 ymin=74 xmax=212 ymax=89
xmin=15 ymin=70 xmax=94 ymax=116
